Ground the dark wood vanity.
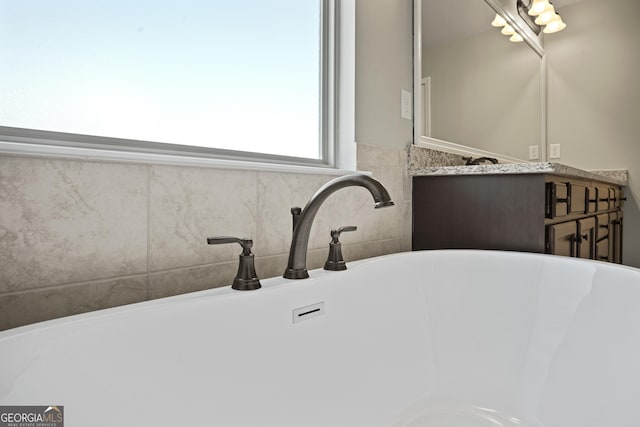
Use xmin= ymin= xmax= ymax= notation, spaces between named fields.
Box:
xmin=412 ymin=170 xmax=625 ymax=263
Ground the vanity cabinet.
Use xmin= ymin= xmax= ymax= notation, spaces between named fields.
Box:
xmin=412 ymin=173 xmax=624 ymax=263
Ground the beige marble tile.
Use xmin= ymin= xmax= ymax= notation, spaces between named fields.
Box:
xmin=401 ymin=200 xmax=413 ymax=252
xmin=0 ymin=156 xmax=148 ymax=293
xmin=256 ymin=171 xmax=341 ymax=256
xmin=344 ymin=238 xmax=407 ymax=262
xmin=309 ymin=184 xmax=381 ymax=247
xmin=257 ymin=168 xmax=405 ymax=259
xmin=403 ymin=163 xmax=413 ymax=202
xmin=0 ymin=275 xmax=147 ymax=331
xmin=366 ymin=167 xmax=408 ymax=241
xmin=256 ymin=240 xmax=405 ymax=280
xmin=147 ymin=261 xmax=237 ymax=300
xmin=255 ymin=253 xmax=290 ymax=280
xmin=148 ymin=165 xmax=258 ymax=271
xmin=357 ymin=143 xmax=404 ymax=169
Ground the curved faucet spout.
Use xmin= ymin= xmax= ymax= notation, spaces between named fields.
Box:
xmin=283 ymin=174 xmax=395 ymax=279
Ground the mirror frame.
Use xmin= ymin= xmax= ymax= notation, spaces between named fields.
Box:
xmin=413 ymin=0 xmax=548 ymax=163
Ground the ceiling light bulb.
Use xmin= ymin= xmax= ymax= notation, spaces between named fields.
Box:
xmin=510 ymin=33 xmax=524 ymax=42
xmin=501 ymin=24 xmax=515 ymax=36
xmin=491 ymin=14 xmax=507 ymax=27
xmin=534 ymin=5 xmax=557 ymax=25
xmin=528 ymin=0 xmax=550 ymax=16
xmin=544 ymin=15 xmax=567 ymax=33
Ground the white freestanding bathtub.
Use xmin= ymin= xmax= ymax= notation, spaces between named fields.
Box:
xmin=1 ymin=250 xmax=640 ymax=426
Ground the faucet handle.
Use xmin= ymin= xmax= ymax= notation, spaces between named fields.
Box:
xmin=207 ymin=236 xmax=253 ymax=255
xmin=331 ymin=226 xmax=357 ymax=242
xmin=324 ymin=226 xmax=357 ymax=271
xmin=291 ymin=207 xmax=302 ymax=232
xmin=206 ymin=236 xmax=261 ymax=290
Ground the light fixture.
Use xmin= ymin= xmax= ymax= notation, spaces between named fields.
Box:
xmin=492 ymin=0 xmax=567 ymax=44
xmin=491 ymin=14 xmax=507 ymax=27
xmin=528 ymin=0 xmax=550 ymax=16
xmin=543 ymin=14 xmax=567 ymax=33
xmin=501 ymin=24 xmax=516 ymax=36
xmin=534 ymin=4 xmax=556 ymax=25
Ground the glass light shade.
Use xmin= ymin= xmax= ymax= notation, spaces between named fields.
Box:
xmin=501 ymin=24 xmax=515 ymax=35
xmin=528 ymin=0 xmax=550 ymax=16
xmin=510 ymin=33 xmax=524 ymax=42
xmin=534 ymin=5 xmax=557 ymax=25
xmin=544 ymin=15 xmax=567 ymax=33
xmin=491 ymin=14 xmax=507 ymax=27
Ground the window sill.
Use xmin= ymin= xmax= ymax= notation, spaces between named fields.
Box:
xmin=0 ymin=141 xmax=364 ymax=176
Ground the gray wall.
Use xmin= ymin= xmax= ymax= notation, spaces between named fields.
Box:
xmin=355 ymin=0 xmax=414 ymax=150
xmin=423 ymin=26 xmax=541 ymax=160
xmin=546 ymin=0 xmax=640 ymax=267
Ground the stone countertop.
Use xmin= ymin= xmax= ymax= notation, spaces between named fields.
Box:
xmin=409 ymin=162 xmax=628 ymax=186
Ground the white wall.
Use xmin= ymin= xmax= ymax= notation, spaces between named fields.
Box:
xmin=355 ymin=0 xmax=414 ymax=150
xmin=546 ymin=0 xmax=640 ymax=267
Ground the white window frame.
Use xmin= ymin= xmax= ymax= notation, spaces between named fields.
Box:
xmin=0 ymin=0 xmax=357 ymax=174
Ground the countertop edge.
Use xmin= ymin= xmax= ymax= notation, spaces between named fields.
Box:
xmin=409 ymin=162 xmax=628 ymax=186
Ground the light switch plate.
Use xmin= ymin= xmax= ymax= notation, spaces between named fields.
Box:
xmin=549 ymin=144 xmax=561 ymax=159
xmin=528 ymin=145 xmax=540 ymax=160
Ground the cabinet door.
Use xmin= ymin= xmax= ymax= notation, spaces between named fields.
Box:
xmin=547 ymin=221 xmax=577 ymax=257
xmin=578 ymin=217 xmax=596 ymax=259
xmin=596 ymin=238 xmax=610 ymax=262
xmin=596 ymin=213 xmax=609 ymax=240
xmin=611 ymin=211 xmax=624 ymax=264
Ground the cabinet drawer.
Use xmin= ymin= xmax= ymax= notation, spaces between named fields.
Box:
xmin=596 ymin=185 xmax=611 ymax=211
xmin=586 ymin=186 xmax=598 ymax=213
xmin=596 ymin=238 xmax=610 ymax=262
xmin=547 ymin=221 xmax=577 ymax=257
xmin=596 ymin=213 xmax=609 ymax=239
xmin=546 ymin=182 xmax=569 ymax=218
xmin=610 ymin=187 xmax=625 ymax=209
xmin=570 ymin=183 xmax=588 ymax=214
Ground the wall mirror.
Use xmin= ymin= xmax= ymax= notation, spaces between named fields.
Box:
xmin=414 ymin=0 xmax=544 ymax=163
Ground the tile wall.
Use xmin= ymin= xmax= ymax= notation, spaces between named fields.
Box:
xmin=0 ymin=143 xmax=413 ymax=330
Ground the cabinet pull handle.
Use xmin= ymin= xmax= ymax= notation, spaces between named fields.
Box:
xmin=568 ymin=234 xmax=577 ymax=257
xmin=557 ymin=197 xmax=570 ymax=204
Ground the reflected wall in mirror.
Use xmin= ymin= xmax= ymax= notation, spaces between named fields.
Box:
xmin=418 ymin=0 xmax=542 ymax=162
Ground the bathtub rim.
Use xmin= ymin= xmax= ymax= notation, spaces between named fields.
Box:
xmin=1 ymin=249 xmax=638 ymax=338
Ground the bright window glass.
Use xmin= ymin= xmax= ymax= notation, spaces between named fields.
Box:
xmin=0 ymin=0 xmax=323 ymax=160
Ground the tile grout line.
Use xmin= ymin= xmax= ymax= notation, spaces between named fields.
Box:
xmin=0 ymin=272 xmax=151 ymax=297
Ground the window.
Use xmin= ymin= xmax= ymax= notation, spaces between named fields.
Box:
xmin=0 ymin=0 xmax=333 ymax=165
